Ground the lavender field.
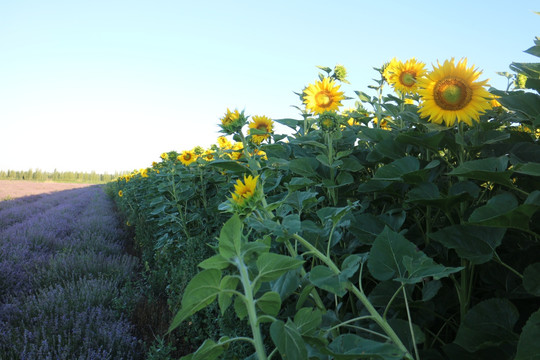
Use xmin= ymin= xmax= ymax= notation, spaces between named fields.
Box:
xmin=0 ymin=185 xmax=142 ymax=359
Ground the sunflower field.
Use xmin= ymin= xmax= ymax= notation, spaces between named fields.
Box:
xmin=110 ymin=36 xmax=540 ymax=360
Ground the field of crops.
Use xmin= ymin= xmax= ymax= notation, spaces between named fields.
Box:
xmin=0 ymin=185 xmax=142 ymax=359
xmin=109 ymin=38 xmax=540 ymax=360
xmin=2 ymin=38 xmax=539 ymax=360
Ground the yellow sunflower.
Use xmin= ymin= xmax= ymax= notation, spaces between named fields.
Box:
xmin=202 ymin=150 xmax=215 ymax=161
xmin=220 ymin=108 xmax=246 ymax=134
xmin=304 ymin=77 xmax=345 ymax=114
xmin=231 ymin=175 xmax=259 ymax=206
xmin=382 ymin=58 xmax=399 ymax=83
xmin=217 ymin=136 xmax=232 ymax=149
xmin=230 ymin=142 xmax=244 ymax=160
xmin=141 ymin=168 xmax=148 ymax=178
xmin=248 ymin=115 xmax=274 ymax=144
xmin=387 ymin=58 xmax=426 ymax=95
xmin=118 ymin=190 xmax=123 ymax=197
xmin=160 ymin=153 xmax=169 ymax=160
xmin=178 ymin=150 xmax=198 ymax=166
xmin=417 ymin=58 xmax=492 ymax=127
xmin=372 ymin=117 xmax=391 ymax=130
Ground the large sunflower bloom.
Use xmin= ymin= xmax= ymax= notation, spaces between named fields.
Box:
xmin=417 ymin=58 xmax=492 ymax=127
xmin=304 ymin=77 xmax=345 ymax=114
xmin=248 ymin=115 xmax=274 ymax=144
xmin=178 ymin=150 xmax=198 ymax=166
xmin=387 ymin=58 xmax=426 ymax=95
xmin=231 ymin=175 xmax=259 ymax=206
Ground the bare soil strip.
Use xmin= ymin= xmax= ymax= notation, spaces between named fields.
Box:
xmin=0 ymin=180 xmax=94 ymax=200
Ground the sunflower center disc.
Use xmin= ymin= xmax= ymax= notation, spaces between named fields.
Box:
xmin=400 ymin=71 xmax=416 ymax=87
xmin=257 ymin=124 xmax=267 ymax=131
xmin=433 ymin=77 xmax=472 ymax=110
xmin=315 ymin=91 xmax=332 ymax=107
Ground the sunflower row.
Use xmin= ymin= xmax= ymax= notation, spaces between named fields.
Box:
xmin=306 ymin=57 xmax=500 ymax=127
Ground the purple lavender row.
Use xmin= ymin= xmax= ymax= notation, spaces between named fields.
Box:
xmin=0 ymin=187 xmax=97 ymax=231
xmin=0 ymin=186 xmax=142 ymax=359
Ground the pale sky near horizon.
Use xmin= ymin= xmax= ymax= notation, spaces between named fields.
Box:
xmin=0 ymin=1 xmax=538 ymax=173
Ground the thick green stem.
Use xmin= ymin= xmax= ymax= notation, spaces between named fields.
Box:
xmin=292 ymin=234 xmax=413 ymax=360
xmin=236 ymin=257 xmax=268 ymax=360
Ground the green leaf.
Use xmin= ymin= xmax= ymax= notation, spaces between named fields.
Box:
xmin=448 ymin=156 xmax=513 ymax=185
xmin=274 ymin=118 xmax=302 ymax=130
xmin=309 ymin=265 xmax=348 ymax=297
xmin=495 ymin=90 xmax=540 ymax=119
xmin=285 ymin=190 xmax=319 ymax=211
xmin=218 ymin=275 xmax=238 ymax=315
xmin=524 ymin=42 xmax=540 ymax=58
xmin=349 ymin=213 xmax=386 ymax=244
xmin=288 ymin=158 xmax=320 ymax=177
xmin=256 ymin=253 xmax=304 ymax=282
xmin=270 ymin=319 xmax=308 ymax=360
xmin=454 ymin=298 xmax=519 ymax=352
xmin=340 ymin=254 xmax=367 ymax=279
xmin=367 ymin=227 xmax=417 ymax=281
xmin=429 ymin=225 xmax=506 ymax=264
xmin=510 ymin=62 xmax=540 ymax=78
xmin=294 ymin=308 xmax=322 ymax=335
xmin=468 ymin=192 xmax=540 ymax=231
xmin=207 ymin=159 xmax=250 ymax=173
xmin=256 ymin=291 xmax=281 ymax=317
xmin=218 ymin=214 xmax=243 ymax=259
xmin=368 ymin=227 xmax=462 ymax=283
xmin=523 ymin=263 xmax=540 ymax=296
xmin=199 ymin=254 xmax=231 ymax=270
xmin=271 ymin=268 xmax=301 ymax=299
xmin=406 ymin=182 xmax=471 ymax=212
xmin=515 ymin=162 xmax=540 ymax=176
xmin=326 ymin=334 xmax=404 ymax=359
xmin=396 ymin=131 xmax=446 ymax=151
xmin=180 ymin=338 xmax=227 ymax=360
xmin=373 ymin=156 xmax=420 ymax=180
xmin=515 ymin=308 xmax=540 ymax=360
xmin=397 ymin=255 xmax=462 ymax=284
xmin=233 ymin=296 xmax=247 ymax=320
xmin=168 ymin=269 xmax=222 ymax=333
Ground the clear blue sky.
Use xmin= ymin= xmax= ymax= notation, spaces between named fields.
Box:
xmin=0 ymin=0 xmax=538 ymax=173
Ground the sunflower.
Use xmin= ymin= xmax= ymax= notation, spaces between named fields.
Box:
xmin=231 ymin=175 xmax=259 ymax=206
xmin=160 ymin=153 xmax=169 ymax=160
xmin=202 ymin=150 xmax=215 ymax=161
xmin=229 ymin=142 xmax=244 ymax=160
xmin=141 ymin=168 xmax=148 ymax=178
xmin=387 ymin=58 xmax=426 ymax=95
xmin=304 ymin=77 xmax=345 ymax=114
xmin=382 ymin=58 xmax=399 ymax=83
xmin=118 ymin=190 xmax=123 ymax=197
xmin=248 ymin=115 xmax=273 ymax=144
xmin=178 ymin=150 xmax=198 ymax=166
xmin=417 ymin=58 xmax=492 ymax=127
xmin=220 ymin=108 xmax=246 ymax=134
xmin=372 ymin=116 xmax=391 ymax=130
xmin=217 ymin=136 xmax=232 ymax=149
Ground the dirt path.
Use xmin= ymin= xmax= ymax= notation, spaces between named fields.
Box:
xmin=0 ymin=180 xmax=94 ymax=200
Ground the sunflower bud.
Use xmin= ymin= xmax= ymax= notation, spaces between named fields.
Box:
xmin=515 ymin=74 xmax=528 ymax=89
xmin=318 ymin=111 xmax=341 ymax=132
xmin=220 ymin=108 xmax=247 ymax=135
xmin=333 ymin=64 xmax=348 ymax=82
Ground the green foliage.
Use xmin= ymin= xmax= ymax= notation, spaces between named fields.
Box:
xmin=113 ymin=36 xmax=540 ymax=359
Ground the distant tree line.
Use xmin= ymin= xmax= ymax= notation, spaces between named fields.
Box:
xmin=0 ymin=169 xmax=126 ymax=183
